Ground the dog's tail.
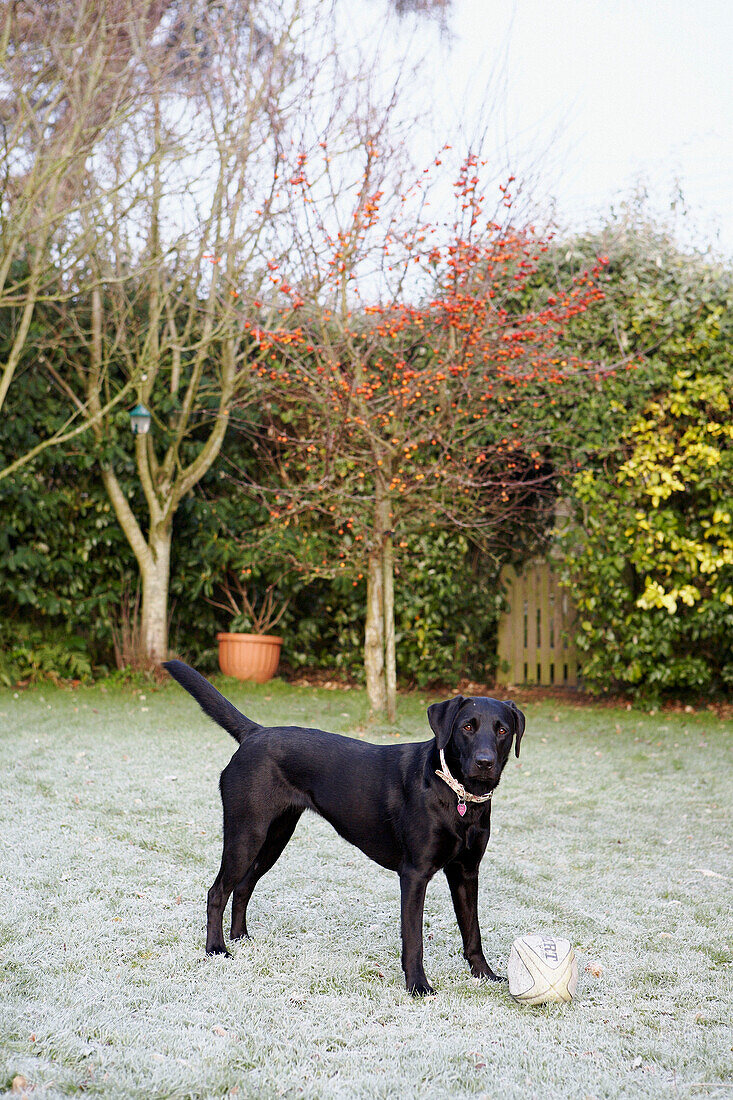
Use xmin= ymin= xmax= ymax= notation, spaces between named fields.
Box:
xmin=163 ymin=660 xmax=261 ymax=743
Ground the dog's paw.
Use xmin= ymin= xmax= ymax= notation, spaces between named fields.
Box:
xmin=205 ymin=945 xmax=232 ymax=958
xmin=470 ymin=964 xmax=505 ymax=982
xmin=408 ymin=978 xmax=436 ymax=997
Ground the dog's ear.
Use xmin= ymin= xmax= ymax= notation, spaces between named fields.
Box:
xmin=505 ymin=701 xmax=526 ymax=757
xmin=427 ymin=696 xmax=466 ymax=751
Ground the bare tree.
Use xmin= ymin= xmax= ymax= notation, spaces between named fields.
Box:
xmin=41 ymin=0 xmax=318 ymax=664
xmin=0 ymin=0 xmax=156 ymax=467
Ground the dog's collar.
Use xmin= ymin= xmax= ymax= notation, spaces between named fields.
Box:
xmin=435 ymin=749 xmax=493 ymax=816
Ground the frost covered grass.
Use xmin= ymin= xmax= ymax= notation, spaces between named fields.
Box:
xmin=0 ymin=678 xmax=731 ymax=1099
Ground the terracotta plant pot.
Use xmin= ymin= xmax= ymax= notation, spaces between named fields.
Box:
xmin=216 ymin=632 xmax=282 ymax=683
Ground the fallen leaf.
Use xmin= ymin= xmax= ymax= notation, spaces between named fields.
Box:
xmin=213 ymin=1025 xmax=228 ymax=1037
xmin=585 ymin=963 xmax=603 ymax=978
xmin=11 ymin=1076 xmax=28 ymax=1094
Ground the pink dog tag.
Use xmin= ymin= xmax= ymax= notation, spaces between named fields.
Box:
xmin=457 ymin=802 xmax=467 ymax=817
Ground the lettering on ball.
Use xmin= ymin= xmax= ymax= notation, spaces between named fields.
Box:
xmin=542 ymin=936 xmax=558 ymax=963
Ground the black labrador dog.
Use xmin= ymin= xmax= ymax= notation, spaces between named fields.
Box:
xmin=164 ymin=659 xmax=524 ymax=995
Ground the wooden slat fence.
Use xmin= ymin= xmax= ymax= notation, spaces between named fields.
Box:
xmin=496 ymin=562 xmax=579 ymax=687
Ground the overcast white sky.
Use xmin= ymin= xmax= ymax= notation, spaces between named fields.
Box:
xmin=411 ymin=0 xmax=733 ymax=254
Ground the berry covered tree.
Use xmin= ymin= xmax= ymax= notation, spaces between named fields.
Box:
xmin=234 ymin=149 xmax=606 ymax=717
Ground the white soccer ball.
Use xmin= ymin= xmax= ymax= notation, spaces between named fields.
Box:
xmin=507 ymin=934 xmax=578 ymax=1005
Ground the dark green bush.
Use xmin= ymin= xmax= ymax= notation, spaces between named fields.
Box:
xmin=0 ymin=621 xmax=93 ymax=686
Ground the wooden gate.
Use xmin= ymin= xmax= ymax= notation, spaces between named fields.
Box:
xmin=496 ymin=562 xmax=579 ymax=687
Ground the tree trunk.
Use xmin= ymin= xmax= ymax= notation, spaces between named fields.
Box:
xmin=98 ymin=460 xmax=175 ymax=667
xmin=140 ymin=524 xmax=172 ymax=664
xmin=365 ymin=476 xmax=397 ymax=720
xmin=365 ymin=544 xmax=387 ymax=714
xmin=382 ymin=526 xmax=397 ymax=724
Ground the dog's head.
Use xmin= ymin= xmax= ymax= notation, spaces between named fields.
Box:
xmin=427 ymin=695 xmax=525 ymax=788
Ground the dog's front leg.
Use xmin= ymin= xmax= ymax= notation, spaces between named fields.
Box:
xmin=444 ymin=861 xmax=502 ymax=981
xmin=399 ymin=868 xmax=434 ymax=996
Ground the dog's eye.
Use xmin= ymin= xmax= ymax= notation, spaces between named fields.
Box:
xmin=462 ymin=722 xmax=473 ymax=732
xmin=497 ymin=727 xmax=507 ymax=737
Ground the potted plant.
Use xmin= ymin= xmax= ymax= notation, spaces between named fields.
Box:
xmin=208 ymin=574 xmax=289 ymax=683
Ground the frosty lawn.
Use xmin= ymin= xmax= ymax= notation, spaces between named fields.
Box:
xmin=0 ymin=680 xmax=730 ymax=1099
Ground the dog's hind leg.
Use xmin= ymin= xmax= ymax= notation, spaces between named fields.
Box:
xmin=230 ymin=808 xmax=302 ymax=941
xmin=206 ymin=825 xmax=270 ymax=956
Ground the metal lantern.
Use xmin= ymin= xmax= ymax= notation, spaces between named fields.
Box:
xmin=129 ymin=403 xmax=152 ymax=435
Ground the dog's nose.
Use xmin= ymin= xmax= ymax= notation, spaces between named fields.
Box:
xmin=474 ymin=754 xmax=496 ymax=772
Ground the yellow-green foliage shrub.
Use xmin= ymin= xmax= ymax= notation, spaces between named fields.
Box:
xmin=563 ymin=369 xmax=733 ymax=696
